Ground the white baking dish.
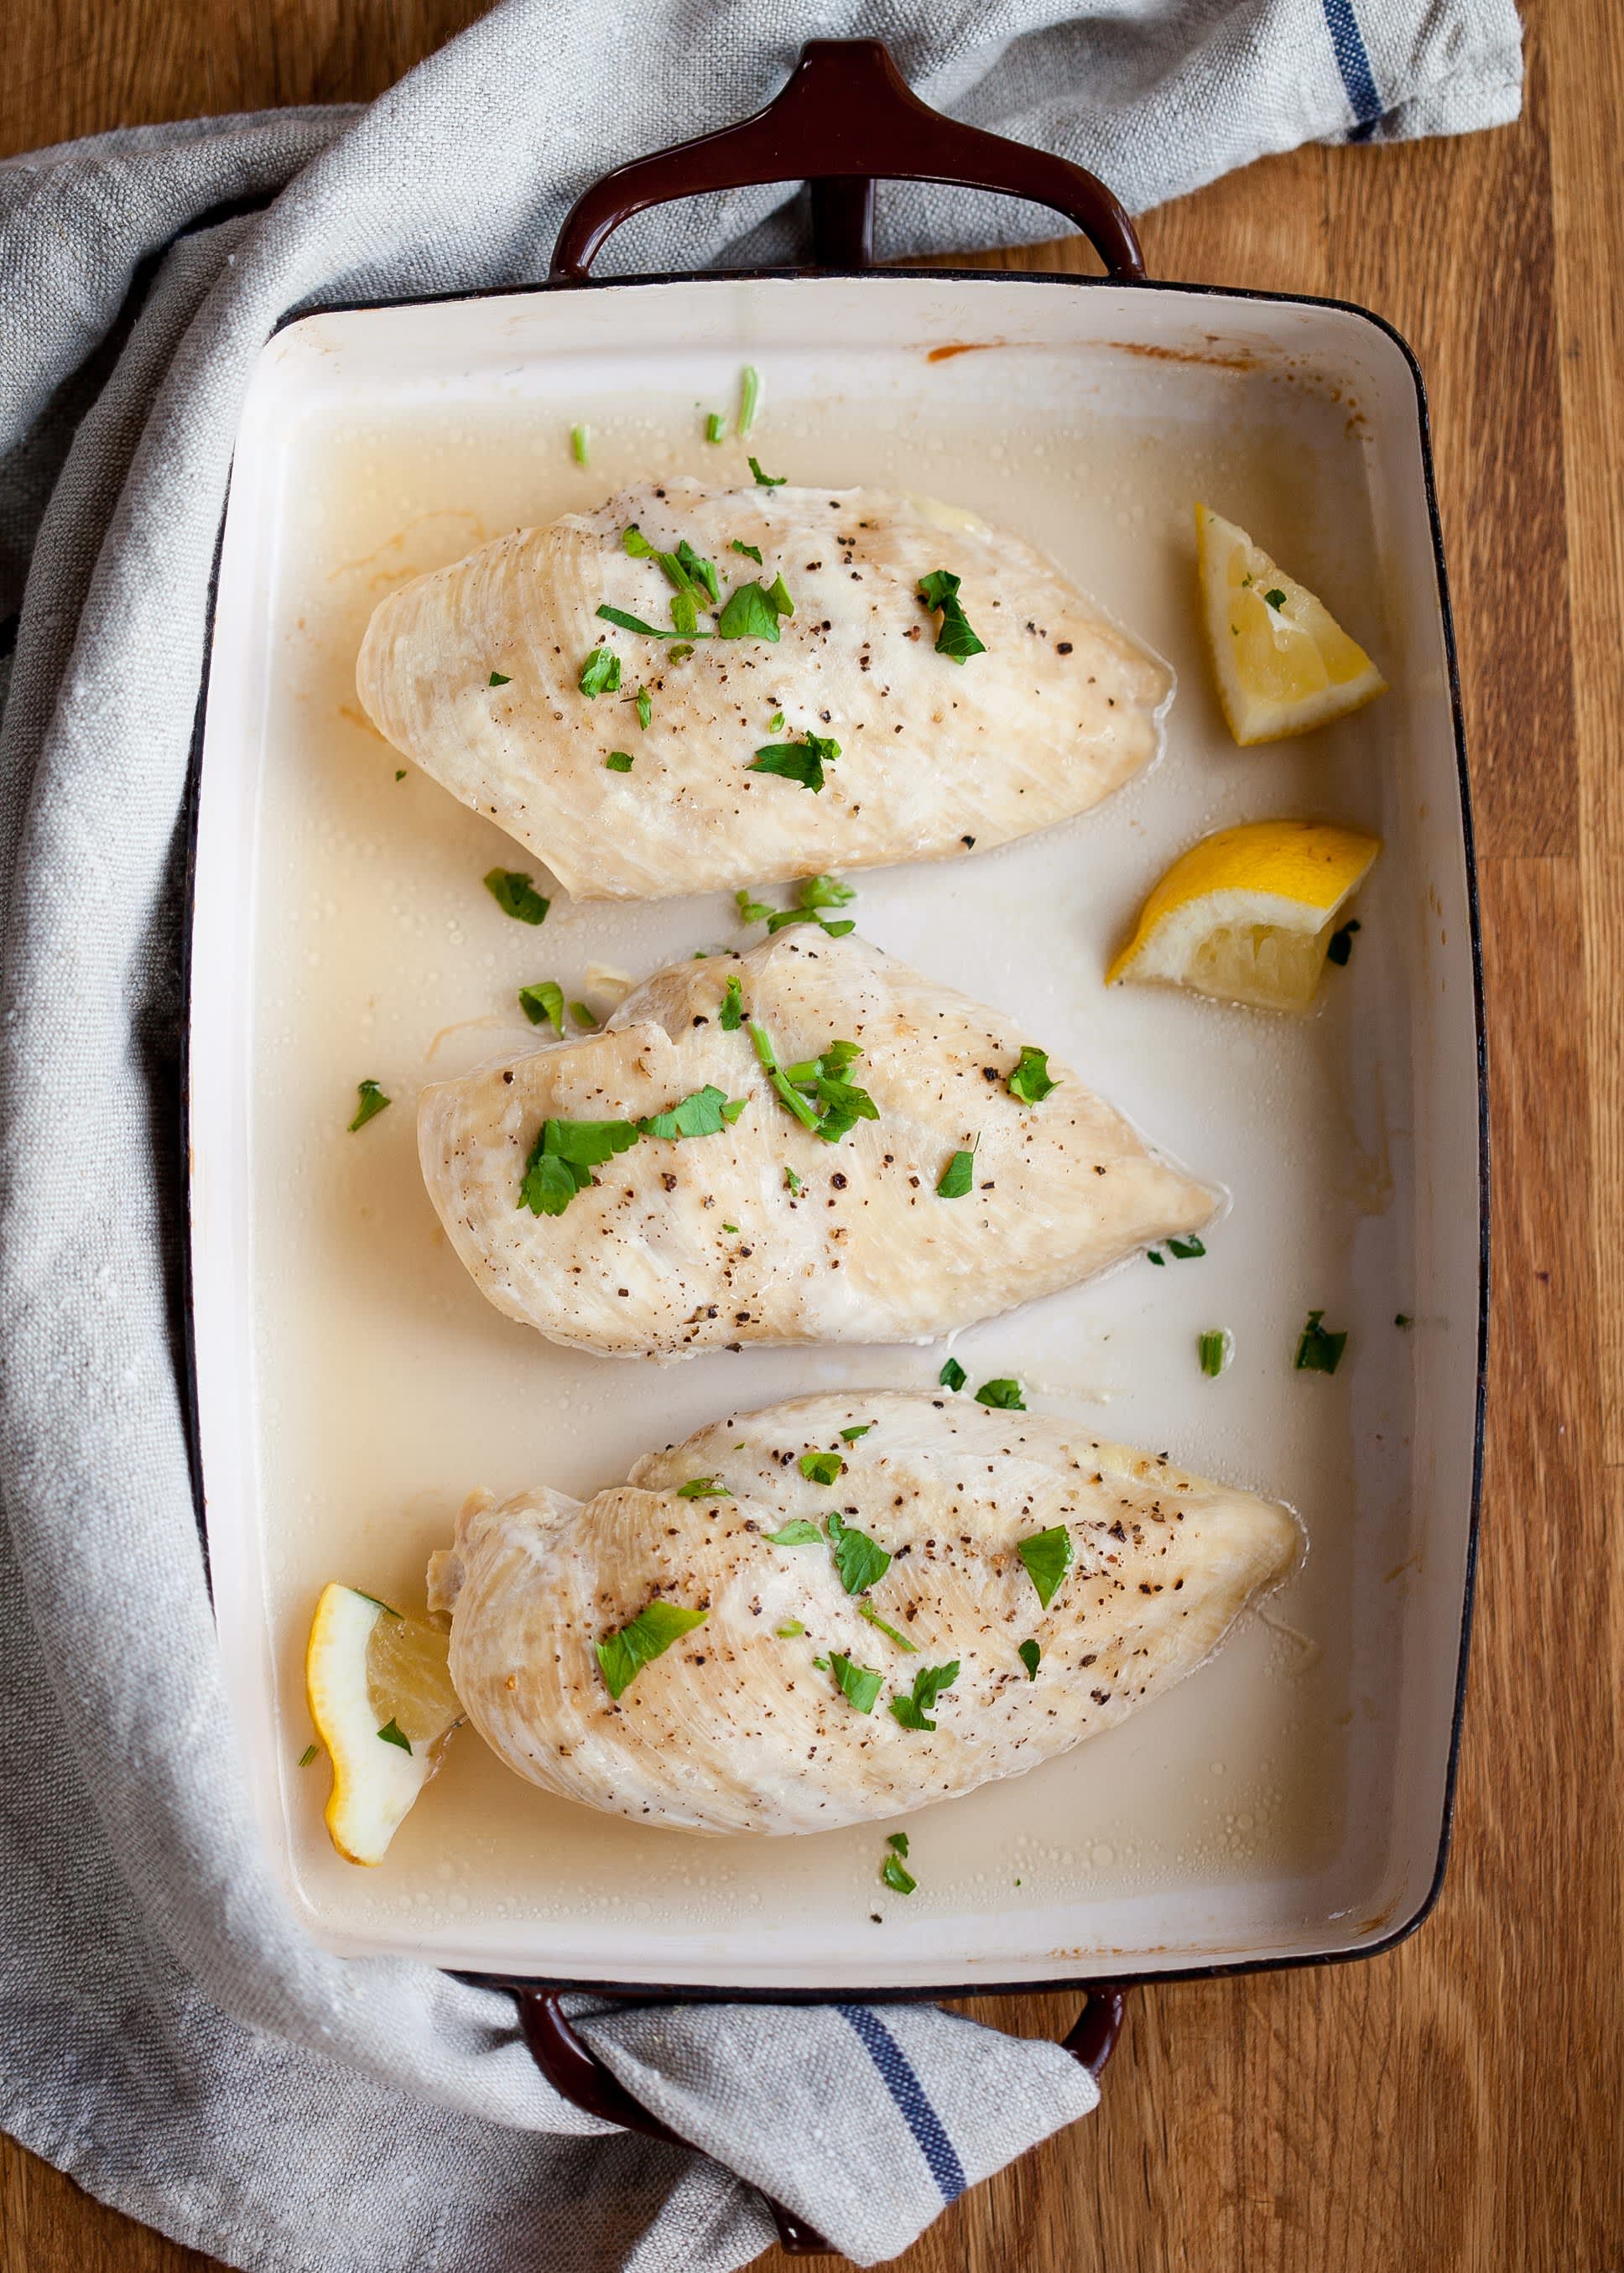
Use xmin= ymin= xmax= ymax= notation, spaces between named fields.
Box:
xmin=186 ymin=55 xmax=1483 ymax=2011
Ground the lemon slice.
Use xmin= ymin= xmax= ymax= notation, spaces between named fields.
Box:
xmin=304 ymin=1584 xmax=462 ymax=1865
xmin=1107 ymin=819 xmax=1381 ymax=1011
xmin=1196 ymin=504 xmax=1386 ymax=743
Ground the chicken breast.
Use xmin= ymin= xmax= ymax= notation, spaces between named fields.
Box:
xmin=357 ymin=478 xmax=1172 ymax=899
xmin=418 ymin=931 xmax=1215 ymax=1360
xmin=428 ymin=1391 xmax=1301 ymax=1835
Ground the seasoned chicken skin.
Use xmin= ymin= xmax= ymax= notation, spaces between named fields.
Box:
xmin=428 ymin=1392 xmax=1301 ymax=1835
xmin=418 ymin=931 xmax=1215 ymax=1360
xmin=357 ymin=478 xmax=1172 ymax=898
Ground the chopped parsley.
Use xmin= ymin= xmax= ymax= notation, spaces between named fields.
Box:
xmin=484 ymin=869 xmax=550 ymax=924
xmin=975 ymin=1377 xmax=1024 ymax=1411
xmin=721 ymin=1222 xmax=738 ymax=1233
xmin=737 ymin=872 xmax=856 ymax=939
xmin=841 ymin=1423 xmax=872 ymax=1442
xmin=569 ymin=1001 xmax=598 ymax=1030
xmin=570 ymin=424 xmax=589 ymax=466
xmin=1326 ymin=918 xmax=1361 ymax=966
xmin=748 ymin=733 xmax=839 ymax=790
xmin=705 ymin=411 xmax=726 ymax=444
xmin=1017 ymin=1525 xmax=1073 ymax=1608
xmin=887 ymin=1659 xmax=960 ymax=1731
xmin=737 ymin=888 xmax=774 ymax=924
xmin=764 ymin=1518 xmax=822 ymax=1545
xmin=1395 ymin=1313 xmax=1413 ymax=1329
xmin=731 ymin=539 xmax=763 ymax=564
xmin=518 ymin=1116 xmax=639 ymax=1215
xmin=297 ymin=1742 xmax=320 ymax=1766
xmin=717 ymin=578 xmax=794 ymax=641
xmin=596 ymin=603 xmax=709 ymax=642
xmin=887 ymin=1831 xmax=909 ymax=1856
xmin=776 ymin=1619 xmax=806 ymax=1637
xmin=578 ymin=646 xmax=622 ymax=695
xmin=518 ymin=979 xmax=565 ymax=1033
xmin=828 ymin=1511 xmax=891 ymax=1596
xmin=748 ymin=455 xmax=786 ymax=486
xmin=784 ymin=1165 xmax=803 ymax=1195
xmin=605 ymin=750 xmax=635 ymax=772
xmin=635 ymin=687 xmax=653 ymax=729
xmin=1018 ymin=1640 xmax=1041 ymax=1680
xmin=857 ymin=1599 xmax=917 ymax=1651
xmin=881 ymin=1850 xmax=917 ymax=1894
xmin=377 ymin=1719 xmax=411 ymax=1752
xmin=596 ymin=1599 xmax=707 ymax=1699
xmin=1263 ymin=587 xmax=1288 ymax=610
xmin=670 ymin=589 xmax=700 ymax=637
xmin=828 ymin=1651 xmax=882 ymax=1714
xmin=1295 ymin=1310 xmax=1348 ymax=1375
xmin=348 ymin=1079 xmax=390 ymax=1131
xmin=488 ymin=670 xmax=511 ymax=686
xmin=939 ymin=1356 xmax=966 ymax=1392
xmin=1007 ymin=1046 xmax=1057 ymax=1105
xmin=738 ymin=364 xmax=761 ymax=435
xmin=395 ymin=768 xmax=406 ymax=780
xmin=799 ymin=1450 xmax=845 ymax=1485
xmin=768 ymin=710 xmax=785 ymax=731
xmin=675 ymin=1476 xmax=732 ymax=1499
xmin=719 ymin=974 xmax=743 ymax=1031
xmin=1199 ymin=1329 xmax=1231 ymax=1376
xmin=750 ymin=1020 xmax=876 ymax=1143
xmin=1148 ymin=1249 xmax=1165 ymax=1266
xmin=937 ymin=1147 xmax=975 ymax=1199
xmin=637 ymin=1084 xmax=748 ymax=1140
xmin=917 ymin=568 xmax=986 ymax=663
xmin=1168 ymin=1235 xmax=1206 ymax=1259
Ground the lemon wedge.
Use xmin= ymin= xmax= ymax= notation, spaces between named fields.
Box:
xmin=304 ymin=1583 xmax=462 ymax=1865
xmin=1107 ymin=819 xmax=1381 ymax=1011
xmin=1196 ymin=504 xmax=1386 ymax=743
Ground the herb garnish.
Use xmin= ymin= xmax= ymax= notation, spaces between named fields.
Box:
xmin=488 ymin=670 xmax=511 ymax=686
xmin=377 ymin=1719 xmax=411 ymax=1752
xmin=579 ymin=646 xmax=622 ymax=696
xmin=748 ymin=732 xmax=840 ymax=790
xmin=975 ymin=1377 xmax=1025 ymax=1411
xmin=635 ymin=687 xmax=653 ymax=729
xmin=764 ymin=1518 xmax=822 ymax=1545
xmin=776 ymin=1619 xmax=806 ymax=1637
xmin=570 ymin=1001 xmax=599 ymax=1030
xmin=719 ymin=974 xmax=743 ymax=1031
xmin=799 ymin=1450 xmax=845 ymax=1485
xmin=637 ymin=1084 xmax=748 ymax=1141
xmin=1168 ymin=1235 xmax=1207 ymax=1259
xmin=596 ymin=603 xmax=710 ymax=642
xmin=348 ymin=1079 xmax=390 ymax=1131
xmin=768 ymin=710 xmax=785 ymax=731
xmin=748 ymin=455 xmax=786 ymax=486
xmin=1017 ymin=1525 xmax=1073 ymax=1608
xmin=518 ymin=1116 xmax=640 ymax=1215
xmin=827 ymin=1511 xmax=891 ymax=1596
xmin=738 ymin=364 xmax=761 ymax=436
xmin=485 ymin=869 xmax=550 ymax=924
xmin=1395 ymin=1313 xmax=1413 ymax=1329
xmin=841 ymin=1423 xmax=872 ymax=1442
xmin=785 ymin=1166 xmax=803 ymax=1195
xmin=596 ymin=1599 xmax=707 ymax=1699
xmin=675 ymin=1476 xmax=732 ymax=1499
xmin=939 ymin=1357 xmax=966 ymax=1392
xmin=750 ymin=1020 xmax=876 ymax=1142
xmin=732 ymin=539 xmax=763 ymax=564
xmin=298 ymin=1742 xmax=320 ymax=1766
xmin=1018 ymin=1640 xmax=1041 ymax=1680
xmin=828 ymin=1651 xmax=882 ymax=1713
xmin=937 ymin=1147 xmax=975 ymax=1199
xmin=570 ymin=424 xmax=589 ymax=466
xmin=887 ymin=1659 xmax=960 ymax=1731
xmin=858 ymin=1599 xmax=917 ymax=1651
xmin=1294 ymin=1310 xmax=1348 ymax=1375
xmin=881 ymin=1849 xmax=917 ymax=1894
xmin=917 ymin=568 xmax=986 ymax=663
xmin=706 ymin=411 xmax=726 ymax=444
xmin=605 ymin=751 xmax=634 ymax=772
xmin=717 ymin=579 xmax=794 ymax=641
xmin=1263 ymin=588 xmax=1288 ymax=610
xmin=1326 ymin=918 xmax=1361 ymax=966
xmin=518 ymin=980 xmax=565 ymax=1034
xmin=1007 ymin=1046 xmax=1056 ymax=1105
xmin=1148 ymin=1249 xmax=1166 ymax=1266
xmin=1200 ymin=1329 xmax=1231 ymax=1377
xmin=737 ymin=872 xmax=857 ymax=939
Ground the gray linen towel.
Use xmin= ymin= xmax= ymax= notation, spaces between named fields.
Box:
xmin=0 ymin=3 xmax=1519 ymax=2267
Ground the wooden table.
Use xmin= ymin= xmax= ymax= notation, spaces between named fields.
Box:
xmin=3 ymin=3 xmax=1620 ymax=2267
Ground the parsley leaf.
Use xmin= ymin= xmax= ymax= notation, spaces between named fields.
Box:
xmin=799 ymin=1450 xmax=845 ymax=1485
xmin=887 ymin=1832 xmax=909 ymax=1856
xmin=570 ymin=424 xmax=589 ymax=466
xmin=737 ymin=888 xmax=776 ymax=925
xmin=937 ymin=1147 xmax=975 ymax=1199
xmin=731 ymin=539 xmax=763 ymax=564
xmin=485 ymin=869 xmax=550 ymax=924
xmin=719 ymin=974 xmax=743 ymax=1031
xmin=917 ymin=568 xmax=986 ymax=663
xmin=1018 ymin=1640 xmax=1042 ymax=1680
xmin=828 ymin=1651 xmax=882 ymax=1713
xmin=841 ymin=1423 xmax=872 ymax=1442
xmin=579 ymin=646 xmax=622 ymax=696
xmin=1294 ymin=1310 xmax=1348 ymax=1375
xmin=749 ymin=455 xmax=786 ymax=486
xmin=596 ymin=1599 xmax=707 ymax=1699
xmin=1200 ymin=1329 xmax=1231 ymax=1376
xmin=776 ymin=1618 xmax=806 ymax=1636
xmin=518 ymin=980 xmax=565 ymax=1034
xmin=488 ymin=670 xmax=511 ymax=686
xmin=858 ymin=1598 xmax=917 ymax=1651
xmin=784 ymin=1165 xmax=803 ymax=1195
xmin=706 ymin=411 xmax=726 ymax=444
xmin=881 ymin=1851 xmax=917 ymax=1893
xmin=635 ymin=687 xmax=653 ymax=729
xmin=675 ymin=1476 xmax=732 ymax=1499
xmin=569 ymin=1001 xmax=599 ymax=1030
xmin=1168 ymin=1235 xmax=1206 ymax=1259
xmin=717 ymin=580 xmax=792 ymax=641
xmin=887 ymin=1658 xmax=960 ymax=1731
xmin=670 ymin=589 xmax=699 ymax=637
xmin=749 ymin=736 xmax=838 ymax=790
xmin=738 ymin=364 xmax=761 ymax=436
xmin=638 ymin=1084 xmax=747 ymax=1141
xmin=605 ymin=750 xmax=635 ymax=772
xmin=348 ymin=1079 xmax=390 ymax=1131
xmin=828 ymin=1511 xmax=891 ymax=1596
xmin=1263 ymin=587 xmax=1288 ymax=609
xmin=596 ymin=603 xmax=710 ymax=642
xmin=749 ymin=1020 xmax=821 ymax=1131
xmin=765 ymin=1518 xmax=822 ymax=1545
xmin=939 ymin=1357 xmax=966 ymax=1392
xmin=797 ymin=874 xmax=855 ymax=912
xmin=975 ymin=1377 xmax=1024 ymax=1410
xmin=1007 ymin=1046 xmax=1056 ymax=1105
xmin=518 ymin=1116 xmax=639 ymax=1215
xmin=1148 ymin=1249 xmax=1165 ymax=1266
xmin=1018 ymin=1525 xmax=1073 ymax=1608
xmin=377 ymin=1718 xmax=412 ymax=1752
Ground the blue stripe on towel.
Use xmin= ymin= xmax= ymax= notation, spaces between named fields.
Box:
xmin=837 ymin=2006 xmax=967 ymax=2202
xmin=1321 ymin=0 xmax=1383 ymax=138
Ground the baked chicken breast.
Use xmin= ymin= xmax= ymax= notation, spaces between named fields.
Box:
xmin=357 ymin=478 xmax=1172 ymax=898
xmin=418 ymin=931 xmax=1215 ymax=1360
xmin=428 ymin=1391 xmax=1301 ymax=1835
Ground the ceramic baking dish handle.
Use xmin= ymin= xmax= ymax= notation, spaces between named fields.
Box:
xmin=516 ymin=1984 xmax=1129 ymax=2257
xmin=549 ymin=38 xmax=1143 ymax=284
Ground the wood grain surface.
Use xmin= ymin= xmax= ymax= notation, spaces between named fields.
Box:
xmin=3 ymin=3 xmax=1621 ymax=2269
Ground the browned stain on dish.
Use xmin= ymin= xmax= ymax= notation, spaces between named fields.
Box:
xmin=925 ymin=340 xmax=1006 ymax=361
xmin=1104 ymin=338 xmax=1263 ymax=373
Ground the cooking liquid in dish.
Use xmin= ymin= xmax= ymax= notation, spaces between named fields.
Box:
xmin=247 ymin=345 xmax=1412 ymax=1974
